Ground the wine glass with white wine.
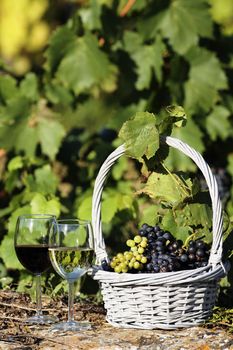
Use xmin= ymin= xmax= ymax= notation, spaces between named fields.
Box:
xmin=49 ymin=218 xmax=95 ymax=331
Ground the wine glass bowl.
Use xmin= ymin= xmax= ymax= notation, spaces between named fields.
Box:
xmin=14 ymin=214 xmax=58 ymax=324
xmin=49 ymin=218 xmax=95 ymax=332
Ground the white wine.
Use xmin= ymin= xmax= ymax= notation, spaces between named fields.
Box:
xmin=49 ymin=247 xmax=94 ymax=281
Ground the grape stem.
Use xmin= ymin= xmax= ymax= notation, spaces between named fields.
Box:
xmin=183 ymin=234 xmax=206 ymax=248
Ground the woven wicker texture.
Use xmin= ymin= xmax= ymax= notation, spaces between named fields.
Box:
xmin=101 ymin=281 xmax=218 ymax=329
xmin=91 ymin=136 xmax=228 ymax=329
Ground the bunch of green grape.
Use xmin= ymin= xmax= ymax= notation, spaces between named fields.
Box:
xmin=109 ymin=235 xmax=148 ymax=273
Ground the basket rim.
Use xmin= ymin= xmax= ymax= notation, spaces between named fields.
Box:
xmin=91 ymin=260 xmax=229 ymax=286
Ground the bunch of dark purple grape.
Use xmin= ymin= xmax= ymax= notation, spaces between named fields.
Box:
xmin=101 ymin=223 xmax=210 ymax=273
xmin=140 ymin=224 xmax=210 ymax=273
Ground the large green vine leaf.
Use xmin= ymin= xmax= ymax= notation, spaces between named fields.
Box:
xmin=119 ymin=112 xmax=159 ymax=160
xmin=56 ymin=33 xmax=118 ymax=95
xmin=159 ymin=0 xmax=213 ymax=55
xmin=0 ymin=206 xmax=31 ymax=270
xmin=123 ymin=31 xmax=165 ymax=89
xmin=206 ymin=105 xmax=232 ymax=141
xmin=0 ymin=75 xmax=18 ymax=103
xmin=79 ymin=0 xmax=102 ymax=30
xmin=44 ymin=26 xmax=77 ymax=74
xmin=33 ymin=165 xmax=59 ymax=195
xmin=38 ymin=118 xmax=66 ymax=160
xmin=137 ymin=171 xmax=194 ymax=206
xmin=20 ymin=73 xmax=39 ymax=102
xmin=30 ymin=193 xmax=61 ymax=217
xmin=184 ymin=47 xmax=228 ymax=113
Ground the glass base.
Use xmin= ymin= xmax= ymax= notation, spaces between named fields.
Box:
xmin=51 ymin=320 xmax=92 ymax=332
xmin=25 ymin=314 xmax=59 ymax=325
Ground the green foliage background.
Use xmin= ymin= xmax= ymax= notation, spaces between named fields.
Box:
xmin=0 ymin=0 xmax=232 ymax=305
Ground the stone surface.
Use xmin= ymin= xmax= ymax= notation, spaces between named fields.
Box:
xmin=0 ymin=291 xmax=232 ymax=349
xmin=0 ymin=320 xmax=233 ymax=349
xmin=36 ymin=325 xmax=233 ymax=350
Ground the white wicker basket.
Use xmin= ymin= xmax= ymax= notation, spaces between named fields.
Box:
xmin=91 ymin=136 xmax=229 ymax=329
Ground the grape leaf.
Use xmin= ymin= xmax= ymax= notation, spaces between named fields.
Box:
xmin=78 ymin=188 xmax=134 ymax=225
xmin=7 ymin=206 xmax=32 ymax=235
xmin=164 ymin=117 xmax=204 ymax=172
xmin=79 ymin=0 xmax=102 ymax=30
xmin=77 ymin=196 xmax=92 ymax=221
xmin=139 ymin=205 xmax=158 ymax=227
xmin=20 ymin=73 xmax=39 ymax=102
xmin=44 ymin=26 xmax=77 ymax=73
xmin=102 ymin=194 xmax=119 ymax=224
xmin=125 ymin=0 xmax=147 ymax=13
xmin=137 ymin=172 xmax=194 ymax=206
xmin=227 ymin=154 xmax=233 ymax=177
xmin=5 ymin=172 xmax=20 ymax=193
xmin=15 ymin=120 xmax=39 ymax=157
xmin=0 ymin=75 xmax=18 ymax=103
xmin=184 ymin=47 xmax=228 ymax=113
xmin=38 ymin=119 xmax=65 ymax=160
xmin=206 ymin=105 xmax=232 ymax=141
xmin=223 ymin=94 xmax=233 ymax=114
xmin=136 ymin=9 xmax=166 ymax=41
xmin=0 ymin=85 xmax=36 ymax=154
xmin=107 ymin=100 xmax=148 ymax=131
xmin=166 ymin=105 xmax=187 ymax=128
xmin=0 ymin=95 xmax=30 ymax=123
xmin=123 ymin=31 xmax=165 ymax=89
xmin=8 ymin=156 xmax=24 ymax=172
xmin=4 ymin=100 xmax=66 ymax=159
xmin=45 ymin=81 xmax=73 ymax=106
xmin=56 ymin=33 xmax=118 ymax=95
xmin=34 ymin=165 xmax=58 ymax=195
xmin=171 ymin=117 xmax=204 ymax=153
xmin=158 ymin=203 xmax=212 ymax=242
xmin=65 ymin=98 xmax=117 ymax=133
xmin=119 ymin=112 xmax=159 ymax=160
xmin=0 ymin=117 xmax=37 ymax=156
xmin=112 ymin=157 xmax=128 ymax=180
xmin=102 ymin=190 xmax=134 ymax=223
xmin=176 ymin=204 xmax=212 ymax=242
xmin=161 ymin=209 xmax=191 ymax=242
xmin=0 ymin=235 xmax=22 ymax=270
xmin=30 ymin=193 xmax=61 ymax=217
xmin=0 ymin=205 xmax=32 ymax=269
xmin=159 ymin=0 xmax=213 ymax=55
xmin=185 ymin=203 xmax=212 ymax=229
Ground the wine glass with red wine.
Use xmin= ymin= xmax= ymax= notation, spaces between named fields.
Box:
xmin=15 ymin=214 xmax=58 ymax=324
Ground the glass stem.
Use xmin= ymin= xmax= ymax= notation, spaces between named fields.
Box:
xmin=35 ymin=274 xmax=42 ymax=317
xmin=68 ymin=281 xmax=75 ymax=323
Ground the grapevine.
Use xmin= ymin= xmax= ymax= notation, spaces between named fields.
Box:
xmin=0 ymin=0 xmax=231 ymax=305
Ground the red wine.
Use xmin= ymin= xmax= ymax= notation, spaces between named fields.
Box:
xmin=15 ymin=245 xmax=51 ymax=274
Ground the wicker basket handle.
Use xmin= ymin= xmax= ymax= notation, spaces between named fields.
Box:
xmin=92 ymin=136 xmax=223 ymax=266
